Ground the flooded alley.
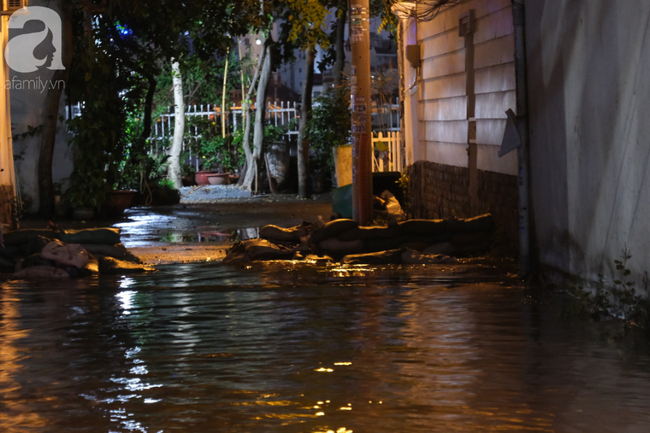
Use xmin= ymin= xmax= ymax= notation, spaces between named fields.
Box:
xmin=2 ymin=259 xmax=650 ymax=432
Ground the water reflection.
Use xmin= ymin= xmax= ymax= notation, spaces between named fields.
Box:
xmin=0 ymin=264 xmax=650 ymax=432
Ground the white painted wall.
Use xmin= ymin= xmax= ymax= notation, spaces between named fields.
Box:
xmin=526 ymin=0 xmax=650 ymax=282
xmin=9 ymin=0 xmax=72 ymax=213
xmin=398 ymin=0 xmax=518 ymax=176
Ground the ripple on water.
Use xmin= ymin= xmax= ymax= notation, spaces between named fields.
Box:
xmin=1 ymin=263 xmax=650 ymax=432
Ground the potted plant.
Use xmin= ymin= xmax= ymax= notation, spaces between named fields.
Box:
xmin=152 ymin=178 xmax=181 ymax=205
xmin=187 ymin=117 xmax=243 ymax=186
xmin=104 ymin=151 xmax=142 ymax=215
xmin=264 ymin=123 xmax=293 ymax=190
xmin=306 ymin=87 xmax=352 ymax=188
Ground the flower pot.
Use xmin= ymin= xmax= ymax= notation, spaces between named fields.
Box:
xmin=71 ymin=207 xmax=94 ymax=221
xmin=104 ymin=190 xmax=137 ymax=216
xmin=152 ymin=189 xmax=181 ymax=206
xmin=182 ymin=175 xmax=196 ymax=187
xmin=229 ymin=174 xmax=240 ymax=184
xmin=334 ymin=145 xmax=353 ymax=187
xmin=208 ymin=173 xmax=230 ymax=185
xmin=266 ymin=141 xmax=290 ymax=190
xmin=195 ymin=171 xmax=218 ymax=186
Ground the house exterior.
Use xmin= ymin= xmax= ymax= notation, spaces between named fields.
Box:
xmin=395 ymin=0 xmax=520 ymax=249
xmin=396 ymin=0 xmax=650 ymax=284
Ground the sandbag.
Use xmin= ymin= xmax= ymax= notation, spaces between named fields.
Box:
xmin=342 ymin=248 xmax=404 ymax=265
xmin=28 ymin=235 xmax=56 ymax=255
xmin=318 ymin=238 xmax=364 ymax=255
xmin=447 ymin=214 xmax=495 ymax=234
xmin=14 ymin=266 xmax=70 ymax=279
xmin=260 ymin=222 xmax=312 ymax=243
xmin=97 ymin=257 xmax=153 ymax=275
xmin=362 ymin=233 xmax=452 ymax=253
xmin=396 ymin=219 xmax=448 ymax=237
xmin=41 ymin=240 xmax=90 ymax=269
xmin=4 ymin=230 xmax=58 ymax=247
xmin=310 ymin=219 xmax=359 ymax=244
xmin=401 ymin=248 xmax=458 ymax=265
xmin=423 ymin=242 xmax=455 ymax=255
xmin=303 ymin=254 xmax=334 ymax=264
xmin=0 ymin=245 xmax=23 ymax=261
xmin=380 ymin=190 xmax=406 ymax=222
xmin=224 ymin=239 xmax=296 ymax=263
xmin=58 ymin=228 xmax=121 ymax=246
xmin=82 ymin=243 xmax=128 ymax=260
xmin=21 ymin=254 xmax=54 ymax=269
xmin=245 ymin=239 xmax=296 ymax=261
xmin=80 ymin=257 xmax=100 ymax=277
xmin=337 ymin=226 xmax=397 ymax=241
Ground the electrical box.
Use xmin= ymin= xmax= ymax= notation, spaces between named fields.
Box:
xmin=406 ymin=44 xmax=421 ymax=69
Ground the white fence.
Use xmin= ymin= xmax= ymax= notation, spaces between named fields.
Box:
xmin=372 ymin=131 xmax=403 ymax=173
xmin=67 ymin=99 xmax=404 ymax=172
xmin=153 ymin=101 xmax=301 ymax=141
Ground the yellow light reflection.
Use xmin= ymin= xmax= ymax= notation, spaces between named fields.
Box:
xmin=334 ymin=362 xmax=352 ymax=366
xmin=315 ymin=368 xmax=334 ymax=372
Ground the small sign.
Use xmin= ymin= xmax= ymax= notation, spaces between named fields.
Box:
xmin=354 ymin=104 xmax=367 ymax=114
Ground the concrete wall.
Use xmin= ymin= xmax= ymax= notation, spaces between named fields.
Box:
xmin=526 ymin=0 xmax=650 ymax=282
xmin=402 ymin=0 xmax=518 ymax=175
xmin=9 ymin=0 xmax=73 ymax=214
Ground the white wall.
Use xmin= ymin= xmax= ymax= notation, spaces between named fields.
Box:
xmin=9 ymin=0 xmax=72 ymax=213
xmin=399 ymin=0 xmax=518 ymax=175
xmin=526 ymin=0 xmax=650 ymax=282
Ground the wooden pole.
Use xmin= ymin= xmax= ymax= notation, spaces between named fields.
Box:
xmin=350 ymin=0 xmax=373 ymax=225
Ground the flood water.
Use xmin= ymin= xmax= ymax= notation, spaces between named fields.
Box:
xmin=1 ymin=262 xmax=650 ymax=432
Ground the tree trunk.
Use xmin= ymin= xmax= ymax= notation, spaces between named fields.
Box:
xmin=333 ymin=0 xmax=347 ymax=87
xmin=221 ymin=49 xmax=230 ymax=139
xmin=243 ymin=43 xmax=272 ymax=193
xmin=168 ymin=60 xmax=185 ymax=189
xmin=297 ymin=46 xmax=315 ymax=198
xmin=38 ymin=2 xmax=73 ymax=217
xmin=239 ymin=39 xmax=266 ymax=187
xmin=141 ymin=74 xmax=157 ymax=141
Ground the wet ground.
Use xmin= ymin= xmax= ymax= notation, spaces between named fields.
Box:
xmin=23 ymin=194 xmax=333 ymax=264
xmin=6 ymin=196 xmax=650 ymax=432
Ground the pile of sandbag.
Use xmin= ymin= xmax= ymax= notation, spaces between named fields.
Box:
xmin=0 ymin=227 xmax=151 ymax=278
xmin=223 ymin=214 xmax=495 ymax=264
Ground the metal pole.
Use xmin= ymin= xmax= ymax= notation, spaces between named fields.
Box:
xmin=350 ymin=0 xmax=373 ymax=225
xmin=512 ymin=0 xmax=532 ymax=277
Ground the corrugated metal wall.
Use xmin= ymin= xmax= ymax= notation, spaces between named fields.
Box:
xmin=412 ymin=0 xmax=518 ymax=175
